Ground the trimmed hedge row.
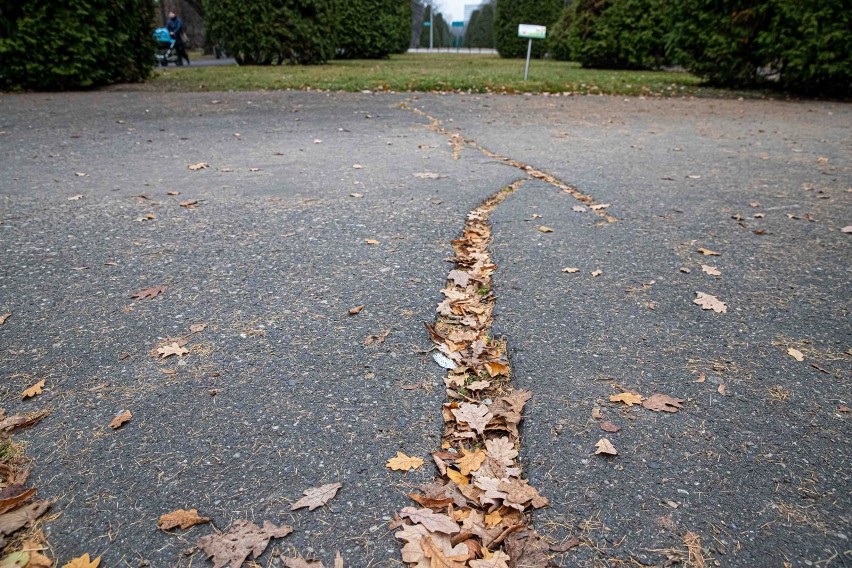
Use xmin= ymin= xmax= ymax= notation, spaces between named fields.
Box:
xmin=494 ymin=0 xmax=562 ymax=59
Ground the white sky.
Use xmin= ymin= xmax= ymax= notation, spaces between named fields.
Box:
xmin=434 ymin=0 xmax=486 ymax=23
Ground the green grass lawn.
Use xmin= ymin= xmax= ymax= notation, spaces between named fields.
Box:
xmin=138 ymin=53 xmax=736 ymax=97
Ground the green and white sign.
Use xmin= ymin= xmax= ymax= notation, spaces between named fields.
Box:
xmin=518 ymin=24 xmax=547 ymax=40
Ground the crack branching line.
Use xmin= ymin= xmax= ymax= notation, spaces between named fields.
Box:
xmin=400 ymin=101 xmax=618 ymax=224
xmin=393 ymin=179 xmax=557 ymax=566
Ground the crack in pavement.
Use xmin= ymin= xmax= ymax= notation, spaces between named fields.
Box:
xmin=399 ymin=101 xmax=618 ymax=224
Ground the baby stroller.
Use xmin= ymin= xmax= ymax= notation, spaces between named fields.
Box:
xmin=154 ymin=27 xmax=178 ymax=66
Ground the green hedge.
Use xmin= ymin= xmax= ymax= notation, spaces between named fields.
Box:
xmin=494 ymin=0 xmax=562 ymax=58
xmin=204 ymin=0 xmax=335 ymax=64
xmin=419 ymin=6 xmax=453 ymax=48
xmin=335 ymin=0 xmax=411 ymax=59
xmin=546 ymin=4 xmax=573 ymax=61
xmin=0 ymin=0 xmax=154 ymax=91
xmin=464 ymin=2 xmax=495 ymax=49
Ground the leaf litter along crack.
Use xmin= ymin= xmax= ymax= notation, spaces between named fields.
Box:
xmin=399 ymin=101 xmax=618 ymax=224
xmin=394 ymin=179 xmax=557 ymax=567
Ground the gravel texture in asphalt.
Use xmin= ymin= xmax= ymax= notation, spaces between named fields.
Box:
xmin=0 ymin=91 xmax=850 ymax=567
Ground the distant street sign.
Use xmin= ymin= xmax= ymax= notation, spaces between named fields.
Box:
xmin=451 ymin=21 xmax=464 ymax=28
xmin=518 ymin=24 xmax=547 ymax=39
xmin=423 ymin=21 xmax=430 ymax=26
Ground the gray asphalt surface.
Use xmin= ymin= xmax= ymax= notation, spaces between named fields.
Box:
xmin=0 ymin=91 xmax=849 ymax=567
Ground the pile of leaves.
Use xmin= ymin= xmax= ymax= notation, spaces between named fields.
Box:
xmin=395 ymin=185 xmax=555 ymax=567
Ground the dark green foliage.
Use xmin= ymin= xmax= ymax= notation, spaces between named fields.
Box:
xmin=419 ymin=6 xmax=453 ymax=48
xmin=464 ymin=2 xmax=495 ymax=48
xmin=204 ymin=0 xmax=335 ymax=65
xmin=565 ymin=0 xmax=670 ymax=69
xmin=494 ymin=0 xmax=562 ymax=58
xmin=668 ymin=0 xmax=851 ymax=96
xmin=546 ymin=3 xmax=573 ymax=61
xmin=0 ymin=0 xmax=155 ymax=91
xmin=335 ymin=0 xmax=411 ymax=59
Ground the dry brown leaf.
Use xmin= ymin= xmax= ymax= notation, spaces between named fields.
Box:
xmin=595 ymin=438 xmax=618 ymax=456
xmin=561 ymin=267 xmax=579 ymax=273
xmin=364 ymin=239 xmax=380 ymax=245
xmin=841 ymin=226 xmax=852 ymax=233
xmin=701 ymin=265 xmax=721 ymax=276
xmin=550 ymin=537 xmax=581 ymax=553
xmin=590 ymin=203 xmax=611 ymax=210
xmin=697 ymin=248 xmax=721 ymax=256
xmin=25 ymin=548 xmax=52 ymax=568
xmin=180 ymin=200 xmax=198 ymax=209
xmin=157 ymin=343 xmax=189 ymax=358
xmin=787 ymin=347 xmax=805 ymax=361
xmin=108 ymin=410 xmax=132 ymax=429
xmin=334 ymin=552 xmax=344 ymax=568
xmin=348 ymin=305 xmax=364 ymax=315
xmin=470 ymin=550 xmax=511 ymax=568
xmin=484 ymin=437 xmax=517 ymax=466
xmin=694 ymin=292 xmax=727 ymax=313
xmin=197 ymin=519 xmax=293 ymax=568
xmin=609 ymin=392 xmax=643 ymax=406
xmin=189 ymin=323 xmax=207 ymax=333
xmin=420 ymin=536 xmax=467 ymax=567
xmin=537 ymin=226 xmax=554 ymax=233
xmin=838 ymin=405 xmax=850 ymax=413
xmin=158 ymin=508 xmax=210 ymax=530
xmin=450 ymin=403 xmax=492 ymax=434
xmin=0 ymin=410 xmax=49 ymax=433
xmin=717 ymin=384 xmax=728 ymax=396
xmin=600 ymin=421 xmax=620 ymax=433
xmin=131 ymin=285 xmax=167 ymax=300
xmin=591 ymin=406 xmax=603 ymax=420
xmin=572 ymin=205 xmax=587 ymax=213
xmin=590 ymin=269 xmax=602 ymax=277
xmin=386 ymin=452 xmax=424 ymax=472
xmin=642 ymin=394 xmax=684 ymax=413
xmin=505 ymin=529 xmax=552 ymax=567
xmin=0 ymin=500 xmax=50 ymax=538
xmin=456 ymin=449 xmax=487 ymax=476
xmin=21 ymin=380 xmax=45 ymax=399
xmin=447 ymin=269 xmax=470 ymax=287
xmin=483 ymin=361 xmax=509 ymax=378
xmin=291 ymin=482 xmax=342 ymax=511
xmin=446 ymin=468 xmax=469 ymax=486
xmin=399 ymin=507 xmax=460 ymax=534
xmin=61 ymin=555 xmax=101 ymax=568
xmin=0 ymin=487 xmax=36 ymax=515
xmin=0 ymin=313 xmax=10 ymax=325
xmin=188 ymin=162 xmax=209 ymax=171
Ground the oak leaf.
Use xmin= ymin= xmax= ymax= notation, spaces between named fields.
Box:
xmin=642 ymin=394 xmax=684 ymax=413
xmin=0 ymin=410 xmax=49 ymax=433
xmin=198 ymin=520 xmax=292 ymax=568
xmin=470 ymin=550 xmax=511 ymax=568
xmin=399 ymin=507 xmax=460 ymax=534
xmin=0 ymin=552 xmax=29 ymax=568
xmin=456 ymin=449 xmax=487 ymax=476
xmin=189 ymin=323 xmax=208 ymax=333
xmin=451 ymin=403 xmax=492 ymax=434
xmin=0 ymin=500 xmax=50 ymax=537
xmin=485 ymin=436 xmax=518 ymax=466
xmin=499 ymin=478 xmax=549 ymax=509
xmin=483 ymin=361 xmax=509 ymax=378
xmin=157 ymin=343 xmax=189 ymax=358
xmin=61 ymin=555 xmax=101 ymax=568
xmin=180 ymin=200 xmax=198 ymax=209
xmin=694 ymin=292 xmax=727 ymax=313
xmin=0 ymin=486 xmax=36 ymax=515
xmin=697 ymin=248 xmax=720 ymax=256
xmin=158 ymin=508 xmax=210 ymax=530
xmin=701 ymin=265 xmax=721 ymax=276
xmin=21 ymin=380 xmax=45 ymax=399
xmin=291 ymin=482 xmax=342 ymax=511
xmin=600 ymin=421 xmax=620 ymax=433
xmin=420 ymin=536 xmax=468 ymax=568
xmin=787 ymin=348 xmax=805 ymax=361
xmin=0 ymin=313 xmax=10 ymax=325
xmin=386 ymin=452 xmax=424 ymax=472
xmin=562 ymin=267 xmax=579 ymax=273
xmin=595 ymin=438 xmax=618 ymax=455
xmin=447 ymin=270 xmax=470 ymax=287
xmin=609 ymin=392 xmax=643 ymax=406
xmin=109 ymin=410 xmax=132 ymax=429
xmin=131 ymin=285 xmax=167 ymax=300
xmin=445 ymin=468 xmax=469 ymax=486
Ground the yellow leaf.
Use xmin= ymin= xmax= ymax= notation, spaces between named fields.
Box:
xmin=484 ymin=510 xmax=502 ymax=527
xmin=483 ymin=361 xmax=509 ymax=378
xmin=537 ymin=226 xmax=554 ymax=233
xmin=595 ymin=438 xmax=618 ymax=456
xmin=62 ymin=554 xmax=101 ymax=568
xmin=22 ymin=380 xmax=45 ymax=399
xmin=386 ymin=452 xmax=424 ymax=472
xmin=609 ymin=392 xmax=643 ymax=406
xmin=456 ymin=449 xmax=486 ymax=476
xmin=787 ymin=348 xmax=804 ymax=362
xmin=445 ymin=468 xmax=469 ymax=486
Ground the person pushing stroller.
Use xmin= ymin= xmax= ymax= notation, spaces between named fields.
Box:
xmin=167 ymin=11 xmax=190 ymax=66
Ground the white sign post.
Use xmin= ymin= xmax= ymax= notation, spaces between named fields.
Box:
xmin=518 ymin=24 xmax=547 ymax=81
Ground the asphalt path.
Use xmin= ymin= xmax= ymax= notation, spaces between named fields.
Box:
xmin=0 ymin=91 xmax=849 ymax=567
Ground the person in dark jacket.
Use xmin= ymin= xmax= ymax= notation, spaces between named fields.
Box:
xmin=167 ymin=11 xmax=190 ymax=66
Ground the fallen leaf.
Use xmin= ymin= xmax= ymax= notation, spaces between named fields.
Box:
xmin=572 ymin=205 xmax=587 ymax=213
xmin=450 ymin=402 xmax=493 ymax=434
xmin=365 ymin=239 xmax=380 ymax=245
xmin=600 ymin=421 xmax=620 ymax=433
xmin=188 ymin=162 xmax=209 ymax=171
xmin=334 ymin=552 xmax=344 ymax=568
xmin=595 ymin=438 xmax=618 ymax=455
xmin=483 ymin=361 xmax=509 ymax=377
xmin=61 ymin=555 xmax=101 ymax=568
xmin=0 ymin=410 xmax=49 ymax=433
xmin=591 ymin=269 xmax=602 ymax=277
xmin=352 ymin=164 xmax=364 ymax=169
xmin=348 ymin=305 xmax=364 ymax=315
xmin=158 ymin=508 xmax=210 ymax=530
xmin=754 ymin=213 xmax=765 ymax=218
xmin=447 ymin=269 xmax=470 ymax=287
xmin=291 ymin=482 xmax=342 ymax=511
xmin=74 ymin=172 xmax=89 ymax=177
xmin=0 ymin=500 xmax=50 ymax=538
xmin=842 ymin=226 xmax=852 ymax=233
xmin=24 ymin=547 xmax=52 ymax=568
xmin=0 ymin=487 xmax=36 ymax=515
xmin=683 ymin=531 xmax=705 ymax=568
xmin=839 ymin=405 xmax=850 ymax=413
xmin=697 ymin=248 xmax=721 ymax=256
xmin=549 ymin=537 xmax=581 ymax=553
xmin=445 ymin=468 xmax=469 ymax=486
xmin=197 ymin=519 xmax=293 ymax=568
xmin=591 ymin=406 xmax=603 ymax=420
xmin=0 ymin=313 xmax=10 ymax=325
xmin=21 ymin=379 xmax=45 ymax=399
xmin=190 ymin=323 xmax=207 ymax=333
xmin=456 ymin=449 xmax=487 ymax=476
xmin=816 ymin=156 xmax=828 ymax=164
xmin=562 ymin=267 xmax=579 ymax=273
xmin=590 ymin=203 xmax=611 ymax=210
xmin=0 ymin=551 xmax=29 ymax=568
xmin=680 ymin=267 xmax=692 ymax=273
xmin=485 ymin=437 xmax=518 ymax=466
xmin=131 ymin=285 xmax=167 ymax=300
xmin=399 ymin=507 xmax=460 ymax=534
xmin=179 ymin=200 xmax=198 ymax=208
xmin=694 ymin=292 xmax=727 ymax=313
xmin=609 ymin=392 xmax=643 ymax=406
xmin=701 ymin=265 xmax=721 ymax=276
xmin=386 ymin=452 xmax=424 ymax=472
xmin=168 ymin=191 xmax=181 ymax=195
xmin=537 ymin=226 xmax=554 ymax=233
xmin=109 ymin=410 xmax=132 ymax=429
xmin=420 ymin=536 xmax=467 ymax=567
xmin=157 ymin=343 xmax=189 ymax=358
xmin=67 ymin=194 xmax=84 ymax=201
xmin=160 ymin=369 xmax=177 ymax=375
xmin=414 ymin=172 xmax=442 ymax=179
xmin=504 ymin=529 xmax=551 ymax=567
xmin=642 ymin=394 xmax=684 ymax=413
xmin=787 ymin=347 xmax=805 ymax=361
xmin=350 ymin=193 xmax=363 ymax=198
xmin=718 ymin=384 xmax=728 ymax=396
